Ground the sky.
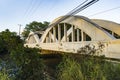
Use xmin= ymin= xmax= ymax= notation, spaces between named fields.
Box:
xmin=0 ymin=0 xmax=120 ymax=33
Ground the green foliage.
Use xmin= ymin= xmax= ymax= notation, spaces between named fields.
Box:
xmin=0 ymin=29 xmax=23 ymax=55
xmin=0 ymin=68 xmax=10 ymax=80
xmin=56 ymin=43 xmax=120 ymax=80
xmin=57 ymin=54 xmax=120 ymax=80
xmin=10 ymin=46 xmax=46 ymax=80
xmin=80 ymin=56 xmax=106 ymax=80
xmin=0 ymin=29 xmax=48 ymax=80
xmin=22 ymin=21 xmax=49 ymax=39
xmin=0 ymin=59 xmax=17 ymax=80
xmin=102 ymin=62 xmax=120 ymax=80
xmin=0 ymin=37 xmax=7 ymax=55
xmin=1 ymin=29 xmax=120 ymax=80
xmin=57 ymin=55 xmax=84 ymax=80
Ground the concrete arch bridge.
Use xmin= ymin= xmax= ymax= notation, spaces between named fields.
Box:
xmin=25 ymin=15 xmax=120 ymax=59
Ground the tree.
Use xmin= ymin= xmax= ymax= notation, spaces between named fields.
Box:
xmin=22 ymin=21 xmax=49 ymax=39
xmin=0 ymin=29 xmax=23 ymax=55
xmin=0 ymin=29 xmax=47 ymax=80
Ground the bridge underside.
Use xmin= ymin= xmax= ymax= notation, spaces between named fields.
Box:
xmin=25 ymin=15 xmax=120 ymax=59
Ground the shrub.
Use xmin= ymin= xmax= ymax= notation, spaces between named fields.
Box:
xmin=10 ymin=46 xmax=46 ymax=80
xmin=57 ymin=55 xmax=84 ymax=80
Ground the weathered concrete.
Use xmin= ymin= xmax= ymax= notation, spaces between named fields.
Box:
xmin=24 ymin=15 xmax=120 ymax=59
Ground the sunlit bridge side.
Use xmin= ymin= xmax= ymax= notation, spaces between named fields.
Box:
xmin=25 ymin=15 xmax=120 ymax=59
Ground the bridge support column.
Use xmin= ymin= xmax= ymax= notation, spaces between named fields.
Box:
xmin=33 ymin=34 xmax=40 ymax=43
xmin=64 ymin=23 xmax=67 ymax=42
xmin=46 ymin=37 xmax=49 ymax=43
xmin=81 ymin=30 xmax=84 ymax=41
xmin=53 ymin=27 xmax=56 ymax=42
xmin=58 ymin=24 xmax=61 ymax=42
xmin=83 ymin=33 xmax=86 ymax=41
xmin=112 ymin=31 xmax=114 ymax=36
xmin=49 ymin=32 xmax=51 ymax=43
xmin=72 ymin=25 xmax=75 ymax=42
xmin=77 ymin=28 xmax=80 ymax=42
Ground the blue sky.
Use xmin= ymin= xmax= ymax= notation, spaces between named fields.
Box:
xmin=0 ymin=0 xmax=120 ymax=33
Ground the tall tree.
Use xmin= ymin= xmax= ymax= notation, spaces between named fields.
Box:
xmin=22 ymin=21 xmax=49 ymax=40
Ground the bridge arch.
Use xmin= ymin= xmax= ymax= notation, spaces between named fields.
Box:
xmin=40 ymin=15 xmax=115 ymax=43
xmin=92 ymin=19 xmax=120 ymax=39
xmin=25 ymin=15 xmax=120 ymax=59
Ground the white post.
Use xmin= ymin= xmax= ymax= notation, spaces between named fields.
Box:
xmin=46 ymin=37 xmax=49 ymax=43
xmin=64 ymin=23 xmax=67 ymax=42
xmin=81 ymin=21 xmax=84 ymax=41
xmin=49 ymin=32 xmax=51 ymax=43
xmin=112 ymin=32 xmax=114 ymax=36
xmin=77 ymin=28 xmax=80 ymax=42
xmin=58 ymin=24 xmax=61 ymax=42
xmin=67 ymin=37 xmax=69 ymax=42
xmin=72 ymin=25 xmax=75 ymax=42
xmin=81 ymin=30 xmax=84 ymax=41
xmin=53 ymin=27 xmax=56 ymax=42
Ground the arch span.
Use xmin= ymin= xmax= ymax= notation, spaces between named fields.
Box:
xmin=40 ymin=15 xmax=115 ymax=43
xmin=25 ymin=15 xmax=120 ymax=59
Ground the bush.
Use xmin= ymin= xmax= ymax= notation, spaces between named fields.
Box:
xmin=10 ymin=46 xmax=46 ymax=80
xmin=0 ymin=68 xmax=10 ymax=80
xmin=80 ymin=56 xmax=106 ymax=80
xmin=0 ymin=29 xmax=23 ymax=55
xmin=0 ymin=61 xmax=16 ymax=80
xmin=57 ymin=55 xmax=84 ymax=80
